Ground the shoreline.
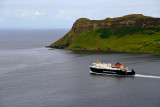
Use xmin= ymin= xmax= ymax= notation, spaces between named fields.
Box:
xmin=46 ymin=46 xmax=160 ymax=54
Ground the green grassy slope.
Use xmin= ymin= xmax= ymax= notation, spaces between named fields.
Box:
xmin=65 ymin=27 xmax=160 ymax=53
xmin=50 ymin=14 xmax=160 ymax=54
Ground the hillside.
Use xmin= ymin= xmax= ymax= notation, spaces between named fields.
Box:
xmin=50 ymin=14 xmax=160 ymax=54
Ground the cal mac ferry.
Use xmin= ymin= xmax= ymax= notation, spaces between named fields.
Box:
xmin=90 ymin=60 xmax=135 ymax=75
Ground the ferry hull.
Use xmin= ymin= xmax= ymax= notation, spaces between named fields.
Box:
xmin=90 ymin=67 xmax=135 ymax=75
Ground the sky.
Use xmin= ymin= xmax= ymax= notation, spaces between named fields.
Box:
xmin=0 ymin=0 xmax=160 ymax=29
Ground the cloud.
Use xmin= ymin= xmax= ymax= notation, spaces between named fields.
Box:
xmin=19 ymin=11 xmax=45 ymax=21
xmin=0 ymin=9 xmax=46 ymax=19
xmin=55 ymin=9 xmax=96 ymax=20
xmin=55 ymin=10 xmax=67 ymax=19
xmin=55 ymin=9 xmax=83 ymax=20
xmin=0 ymin=0 xmax=160 ymax=28
xmin=35 ymin=11 xmax=45 ymax=16
xmin=20 ymin=11 xmax=45 ymax=17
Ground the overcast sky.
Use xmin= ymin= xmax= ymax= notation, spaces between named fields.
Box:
xmin=0 ymin=0 xmax=160 ymax=29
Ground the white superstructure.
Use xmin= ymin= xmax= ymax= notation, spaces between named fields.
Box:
xmin=90 ymin=60 xmax=131 ymax=72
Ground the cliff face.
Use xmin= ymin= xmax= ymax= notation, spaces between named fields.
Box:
xmin=71 ymin=14 xmax=160 ymax=33
xmin=50 ymin=14 xmax=160 ymax=53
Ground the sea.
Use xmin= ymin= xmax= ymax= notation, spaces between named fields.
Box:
xmin=0 ymin=29 xmax=160 ymax=107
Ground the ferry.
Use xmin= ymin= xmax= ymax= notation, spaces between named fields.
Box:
xmin=90 ymin=60 xmax=135 ymax=75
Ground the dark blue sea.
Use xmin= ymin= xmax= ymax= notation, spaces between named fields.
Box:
xmin=0 ymin=29 xmax=160 ymax=107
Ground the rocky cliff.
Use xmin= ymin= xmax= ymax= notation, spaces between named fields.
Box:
xmin=71 ymin=14 xmax=160 ymax=33
xmin=50 ymin=14 xmax=160 ymax=53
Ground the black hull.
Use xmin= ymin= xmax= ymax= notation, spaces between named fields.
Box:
xmin=90 ymin=67 xmax=135 ymax=75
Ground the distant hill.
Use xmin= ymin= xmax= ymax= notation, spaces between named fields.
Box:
xmin=50 ymin=14 xmax=160 ymax=54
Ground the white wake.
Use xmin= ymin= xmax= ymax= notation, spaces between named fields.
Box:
xmin=135 ymin=74 xmax=160 ymax=79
